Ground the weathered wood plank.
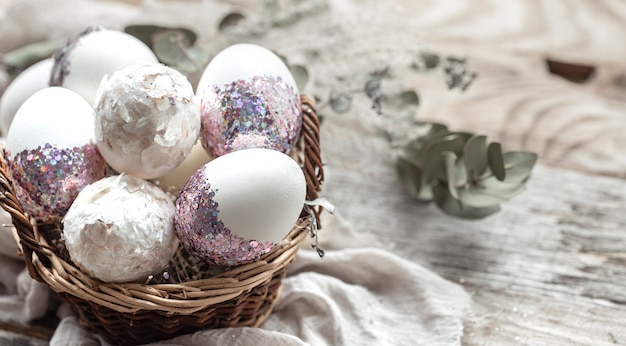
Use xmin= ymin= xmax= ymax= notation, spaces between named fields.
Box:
xmin=319 ymin=109 xmax=626 ymax=344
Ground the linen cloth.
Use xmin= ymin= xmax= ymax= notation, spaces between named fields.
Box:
xmin=47 ymin=214 xmax=471 ymax=346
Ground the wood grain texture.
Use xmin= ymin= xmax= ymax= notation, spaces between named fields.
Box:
xmin=1 ymin=0 xmax=626 ymax=344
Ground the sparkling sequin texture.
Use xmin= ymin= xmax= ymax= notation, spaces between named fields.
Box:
xmin=199 ymin=75 xmax=301 ymax=157
xmin=9 ymin=143 xmax=106 ymax=220
xmin=175 ymin=168 xmax=276 ymax=267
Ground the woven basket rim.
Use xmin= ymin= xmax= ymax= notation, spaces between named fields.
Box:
xmin=22 ymin=218 xmax=310 ymax=314
xmin=0 ymin=95 xmax=324 ymax=317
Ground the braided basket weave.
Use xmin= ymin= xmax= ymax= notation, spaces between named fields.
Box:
xmin=0 ymin=95 xmax=324 ymax=345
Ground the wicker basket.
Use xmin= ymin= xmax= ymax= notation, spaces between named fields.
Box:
xmin=0 ymin=95 xmax=324 ymax=345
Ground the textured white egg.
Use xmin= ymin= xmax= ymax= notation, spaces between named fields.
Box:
xmin=95 ymin=62 xmax=201 ymax=180
xmin=6 ymin=87 xmax=106 ymax=220
xmin=50 ymin=27 xmax=158 ymax=106
xmin=63 ymin=175 xmax=178 ymax=283
xmin=175 ymin=148 xmax=306 ymax=267
xmin=0 ymin=58 xmax=53 ymax=136
xmin=196 ymin=43 xmax=302 ymax=158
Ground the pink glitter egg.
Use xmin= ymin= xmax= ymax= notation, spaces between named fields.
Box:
xmin=196 ymin=43 xmax=302 ymax=157
xmin=174 ymin=148 xmax=306 ymax=267
xmin=6 ymin=87 xmax=106 ymax=221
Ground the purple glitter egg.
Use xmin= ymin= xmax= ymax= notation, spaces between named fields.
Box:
xmin=6 ymin=87 xmax=107 ymax=221
xmin=199 ymin=75 xmax=301 ymax=157
xmin=174 ymin=148 xmax=306 ymax=267
xmin=9 ymin=143 xmax=106 ymax=220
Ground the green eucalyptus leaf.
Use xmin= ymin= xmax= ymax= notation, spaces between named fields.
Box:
xmin=433 ymin=183 xmax=501 ymax=219
xmin=2 ymin=39 xmax=65 ymax=76
xmin=399 ymin=144 xmax=423 ymax=164
xmin=218 ymin=12 xmax=246 ymax=31
xmin=421 ymin=51 xmax=440 ymax=69
xmin=152 ymin=30 xmax=206 ymax=73
xmin=443 ymin=151 xmax=460 ymax=200
xmin=454 ymin=156 xmax=468 ymax=187
xmin=364 ymin=68 xmax=388 ymax=98
xmin=423 ymin=135 xmax=465 ymax=182
xmin=402 ymin=122 xmax=449 ymax=155
xmin=464 ymin=135 xmax=488 ymax=183
xmin=381 ymin=89 xmax=419 ymax=118
xmin=329 ymin=91 xmax=352 ymax=113
xmin=397 ymin=155 xmax=422 ymax=199
xmin=503 ymin=151 xmax=538 ymax=183
xmin=488 ymin=142 xmax=505 ymax=181
xmin=417 ymin=179 xmax=435 ymax=201
xmin=479 ymin=176 xmax=527 ymax=200
xmin=289 ymin=64 xmax=309 ymax=91
xmin=125 ymin=25 xmax=197 ymax=49
xmin=176 ymin=46 xmax=210 ymax=73
xmin=457 ymin=184 xmax=509 ymax=208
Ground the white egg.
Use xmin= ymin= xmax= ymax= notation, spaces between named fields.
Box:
xmin=63 ymin=174 xmax=178 ymax=283
xmin=6 ymin=87 xmax=106 ymax=221
xmin=175 ymin=148 xmax=306 ymax=267
xmin=157 ymin=140 xmax=214 ymax=193
xmin=196 ymin=43 xmax=302 ymax=158
xmin=0 ymin=58 xmax=54 ymax=136
xmin=95 ymin=62 xmax=201 ymax=180
xmin=196 ymin=43 xmax=298 ymax=96
xmin=50 ymin=27 xmax=158 ymax=106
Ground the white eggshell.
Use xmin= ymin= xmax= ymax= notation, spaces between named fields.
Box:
xmin=175 ymin=148 xmax=306 ymax=266
xmin=157 ymin=140 xmax=213 ymax=192
xmin=51 ymin=28 xmax=158 ymax=106
xmin=0 ymin=58 xmax=53 ymax=136
xmin=196 ymin=43 xmax=302 ymax=158
xmin=207 ymin=149 xmax=305 ymax=243
xmin=196 ymin=43 xmax=298 ymax=96
xmin=7 ymin=87 xmax=94 ymax=156
xmin=63 ymin=175 xmax=178 ymax=283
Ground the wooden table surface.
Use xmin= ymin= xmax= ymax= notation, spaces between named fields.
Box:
xmin=1 ymin=0 xmax=625 ymax=345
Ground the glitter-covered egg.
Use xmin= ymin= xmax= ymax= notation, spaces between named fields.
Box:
xmin=175 ymin=148 xmax=306 ymax=267
xmin=196 ymin=43 xmax=301 ymax=158
xmin=63 ymin=174 xmax=178 ymax=283
xmin=95 ymin=62 xmax=201 ymax=180
xmin=0 ymin=58 xmax=53 ymax=136
xmin=50 ymin=26 xmax=158 ymax=106
xmin=6 ymin=87 xmax=106 ymax=221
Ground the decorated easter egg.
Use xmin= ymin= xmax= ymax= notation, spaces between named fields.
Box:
xmin=50 ymin=27 xmax=158 ymax=106
xmin=157 ymin=140 xmax=214 ymax=193
xmin=63 ymin=174 xmax=178 ymax=283
xmin=95 ymin=62 xmax=201 ymax=180
xmin=196 ymin=43 xmax=302 ymax=157
xmin=0 ymin=58 xmax=54 ymax=136
xmin=175 ymin=148 xmax=306 ymax=267
xmin=6 ymin=87 xmax=106 ymax=221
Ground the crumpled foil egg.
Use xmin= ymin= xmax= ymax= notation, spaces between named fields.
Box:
xmin=6 ymin=87 xmax=106 ymax=221
xmin=196 ymin=43 xmax=302 ymax=158
xmin=175 ymin=148 xmax=306 ymax=267
xmin=95 ymin=62 xmax=201 ymax=180
xmin=50 ymin=26 xmax=158 ymax=106
xmin=63 ymin=174 xmax=178 ymax=283
xmin=0 ymin=58 xmax=53 ymax=136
